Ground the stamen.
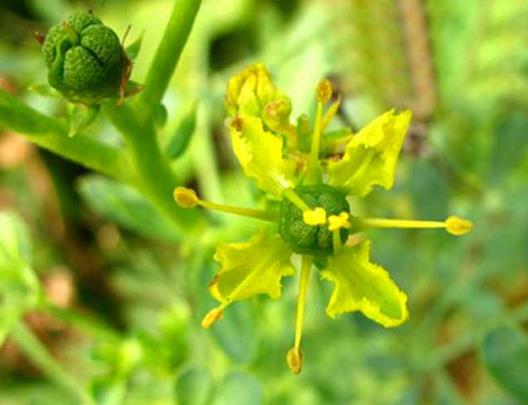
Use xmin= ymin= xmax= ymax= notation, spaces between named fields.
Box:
xmin=287 ymin=256 xmax=313 ymax=375
xmin=173 ymin=187 xmax=276 ymax=222
xmin=321 ymin=97 xmax=341 ymax=132
xmin=201 ymin=308 xmax=223 ymax=328
xmin=303 ymin=208 xmax=327 ymax=226
xmin=357 ymin=215 xmax=473 ymax=236
xmin=308 ymin=100 xmax=323 ymax=173
xmin=328 ymin=212 xmax=351 ymax=231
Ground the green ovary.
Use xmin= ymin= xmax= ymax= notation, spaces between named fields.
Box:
xmin=42 ymin=12 xmax=126 ymax=105
xmin=279 ymin=184 xmax=350 ymax=256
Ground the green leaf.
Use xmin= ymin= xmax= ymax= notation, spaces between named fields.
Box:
xmin=481 ymin=326 xmax=528 ymax=401
xmin=211 ymin=303 xmax=257 ymax=364
xmin=212 ymin=372 xmax=263 ymax=405
xmin=68 ymin=104 xmax=100 ymax=138
xmin=77 ymin=175 xmax=181 ymax=241
xmin=229 ymin=116 xmax=296 ymax=196
xmin=174 ymin=366 xmax=213 ymax=405
xmin=0 ymin=212 xmax=39 ymax=345
xmin=321 ymin=241 xmax=408 ymax=327
xmin=125 ymin=33 xmax=144 ymax=61
xmin=165 ymin=102 xmax=197 ymax=159
xmin=328 ymin=109 xmax=411 ymax=196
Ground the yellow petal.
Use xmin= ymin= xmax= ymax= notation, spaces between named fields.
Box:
xmin=229 ymin=116 xmax=296 ymax=196
xmin=210 ymin=229 xmax=295 ymax=305
xmin=321 ymin=241 xmax=408 ymax=327
xmin=328 ymin=109 xmax=412 ymax=196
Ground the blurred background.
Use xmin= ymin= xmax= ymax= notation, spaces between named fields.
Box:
xmin=1 ymin=0 xmax=528 ymax=404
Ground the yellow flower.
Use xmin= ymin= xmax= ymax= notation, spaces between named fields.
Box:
xmin=175 ymin=64 xmax=473 ymax=375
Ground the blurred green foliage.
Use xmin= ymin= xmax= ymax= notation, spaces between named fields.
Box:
xmin=0 ymin=0 xmax=527 ymax=404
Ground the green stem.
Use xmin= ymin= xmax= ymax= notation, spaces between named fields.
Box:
xmin=139 ymin=0 xmax=202 ymax=114
xmin=10 ymin=322 xmax=95 ymax=405
xmin=0 ymin=90 xmax=130 ymax=182
xmin=103 ymin=102 xmax=203 ymax=232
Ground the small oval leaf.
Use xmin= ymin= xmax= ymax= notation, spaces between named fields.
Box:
xmin=481 ymin=325 xmax=528 ymax=401
xmin=166 ymin=102 xmax=197 ymax=160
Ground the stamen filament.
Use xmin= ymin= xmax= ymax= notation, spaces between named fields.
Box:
xmin=174 ymin=187 xmax=276 ymax=222
xmin=359 ymin=218 xmax=446 ymax=229
xmin=309 ymin=101 xmax=324 ymax=165
xmin=198 ymin=199 xmax=276 ymax=222
xmin=287 ymin=255 xmax=313 ymax=375
xmin=357 ymin=215 xmax=473 ymax=236
xmin=283 ymin=188 xmax=310 ymax=211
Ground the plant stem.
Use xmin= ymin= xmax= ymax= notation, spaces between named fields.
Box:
xmin=139 ymin=0 xmax=202 ymax=114
xmin=10 ymin=322 xmax=95 ymax=405
xmin=0 ymin=90 xmax=130 ymax=182
xmin=103 ymin=102 xmax=202 ymax=232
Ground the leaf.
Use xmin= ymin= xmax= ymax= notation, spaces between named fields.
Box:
xmin=212 ymin=372 xmax=263 ymax=405
xmin=210 ymin=304 xmax=257 ymax=364
xmin=210 ymin=228 xmax=294 ymax=304
xmin=481 ymin=326 xmax=528 ymax=401
xmin=174 ymin=366 xmax=213 ymax=405
xmin=328 ymin=109 xmax=412 ymax=196
xmin=125 ymin=33 xmax=143 ymax=61
xmin=229 ymin=116 xmax=296 ymax=196
xmin=321 ymin=241 xmax=408 ymax=327
xmin=0 ymin=212 xmax=39 ymax=345
xmin=165 ymin=102 xmax=197 ymax=159
xmin=68 ymin=104 xmax=100 ymax=137
xmin=77 ymin=175 xmax=181 ymax=241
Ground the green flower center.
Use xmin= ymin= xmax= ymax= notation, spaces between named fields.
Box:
xmin=278 ymin=184 xmax=350 ymax=256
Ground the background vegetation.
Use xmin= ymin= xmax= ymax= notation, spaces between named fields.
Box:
xmin=0 ymin=0 xmax=527 ymax=404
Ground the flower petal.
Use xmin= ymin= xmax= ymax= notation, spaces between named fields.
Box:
xmin=328 ymin=109 xmax=412 ymax=196
xmin=230 ymin=115 xmax=296 ymax=196
xmin=210 ymin=228 xmax=295 ymax=304
xmin=321 ymin=241 xmax=408 ymax=327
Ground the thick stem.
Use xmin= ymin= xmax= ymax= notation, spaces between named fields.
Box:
xmin=103 ymin=102 xmax=202 ymax=232
xmin=139 ymin=0 xmax=202 ymax=114
xmin=0 ymin=90 xmax=130 ymax=182
xmin=10 ymin=322 xmax=95 ymax=405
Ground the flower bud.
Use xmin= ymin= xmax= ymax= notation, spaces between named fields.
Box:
xmin=262 ymin=97 xmax=292 ymax=132
xmin=42 ymin=12 xmax=127 ymax=105
xmin=225 ymin=63 xmax=291 ymax=121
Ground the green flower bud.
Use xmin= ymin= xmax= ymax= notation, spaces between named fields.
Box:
xmin=42 ymin=12 xmax=127 ymax=105
xmin=225 ymin=63 xmax=291 ymax=121
xmin=278 ymin=185 xmax=350 ymax=256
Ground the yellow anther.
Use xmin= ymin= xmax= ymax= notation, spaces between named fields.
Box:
xmin=303 ymin=207 xmax=327 ymax=225
xmin=173 ymin=187 xmax=198 ymax=208
xmin=201 ymin=308 xmax=224 ymax=328
xmin=328 ymin=212 xmax=351 ymax=231
xmin=287 ymin=347 xmax=303 ymax=375
xmin=316 ymin=79 xmax=333 ymax=103
xmin=445 ymin=216 xmax=473 ymax=236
